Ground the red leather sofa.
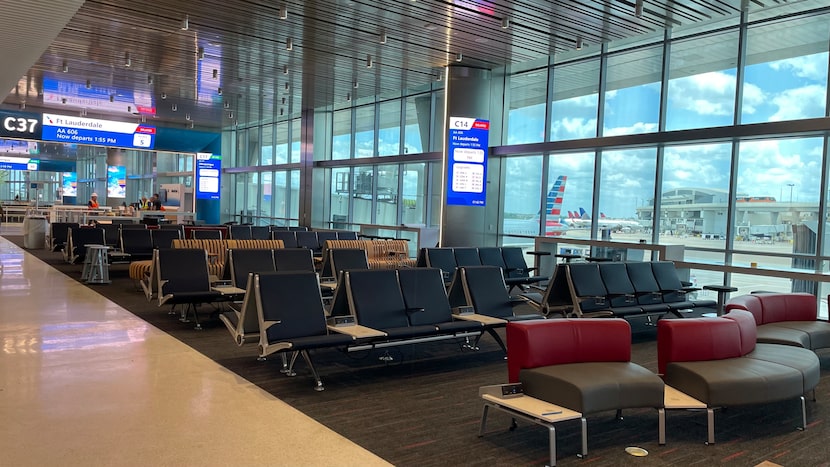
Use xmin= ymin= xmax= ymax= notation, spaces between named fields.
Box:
xmin=658 ymin=309 xmax=819 ymax=444
xmin=506 ymin=318 xmax=665 ymax=453
xmin=725 ymin=292 xmax=830 ymax=350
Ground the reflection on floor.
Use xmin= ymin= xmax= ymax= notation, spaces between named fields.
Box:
xmin=0 ymin=228 xmax=389 ymax=466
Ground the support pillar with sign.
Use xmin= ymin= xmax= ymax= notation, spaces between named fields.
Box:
xmin=440 ymin=66 xmax=499 ymax=247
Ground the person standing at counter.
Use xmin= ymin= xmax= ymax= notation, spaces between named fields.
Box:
xmin=87 ymin=193 xmax=99 ymax=209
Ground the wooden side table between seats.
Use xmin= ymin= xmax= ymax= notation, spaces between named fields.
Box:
xmin=479 ymin=389 xmax=585 ymax=466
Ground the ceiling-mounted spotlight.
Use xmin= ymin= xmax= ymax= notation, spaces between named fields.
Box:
xmin=224 ymin=101 xmax=230 ymax=109
xmin=379 ymin=29 xmax=387 ymax=44
xmin=353 ymin=79 xmax=359 ymax=89
xmin=181 ymin=14 xmax=189 ymax=30
xmin=576 ymin=37 xmax=583 ymax=50
xmin=127 ymin=105 xmax=132 ymax=113
xmin=161 ymin=92 xmax=167 ymax=100
xmin=635 ymin=0 xmax=643 ymax=17
xmin=124 ymin=51 xmax=131 ymax=67
xmin=198 ymin=47 xmax=204 ymax=60
xmin=217 ymin=87 xmax=222 ymax=95
xmin=436 ymin=72 xmax=443 ymax=81
xmin=61 ymin=98 xmax=67 ymax=104
xmin=283 ymin=64 xmax=289 ymax=75
xmin=109 ymin=94 xmax=114 ymax=102
xmin=62 ymin=60 xmax=68 ymax=73
xmin=212 ymin=69 xmax=218 ymax=79
xmin=280 ymin=108 xmax=284 ymax=116
xmin=279 ymin=4 xmax=288 ymax=19
xmin=286 ymin=37 xmax=293 ymax=51
xmin=186 ymin=113 xmax=191 ymax=121
xmin=455 ymin=52 xmax=463 ymax=62
xmin=148 ymin=74 xmax=153 ymax=85
xmin=80 ymin=108 xmax=86 ymax=116
xmin=188 ymin=122 xmax=194 ymax=129
xmin=501 ymin=17 xmax=510 ymax=29
xmin=346 ymin=92 xmax=351 ymax=102
xmin=141 ymin=115 xmax=146 ymax=123
xmin=366 ymin=54 xmax=373 ymax=68
xmin=19 ymin=102 xmax=25 ymax=110
xmin=281 ymin=97 xmax=286 ymax=105
xmin=172 ymin=104 xmax=178 ymax=111
xmin=228 ymin=111 xmax=234 ymax=119
xmin=85 ymin=79 xmax=91 ymax=89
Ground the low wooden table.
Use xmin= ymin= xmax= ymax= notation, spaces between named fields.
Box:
xmin=660 ymin=385 xmax=707 ymax=445
xmin=479 ymin=391 xmax=584 ymax=466
xmin=327 ymin=324 xmax=387 ymax=339
xmin=453 ymin=313 xmax=507 ymax=326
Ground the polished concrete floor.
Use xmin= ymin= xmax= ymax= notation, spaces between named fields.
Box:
xmin=0 ymin=228 xmax=390 ymax=466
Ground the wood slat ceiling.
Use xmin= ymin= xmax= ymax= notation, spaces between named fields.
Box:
xmin=3 ymin=0 xmax=796 ymax=130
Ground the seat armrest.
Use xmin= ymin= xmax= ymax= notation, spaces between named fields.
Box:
xmin=405 ymin=307 xmax=425 ymax=315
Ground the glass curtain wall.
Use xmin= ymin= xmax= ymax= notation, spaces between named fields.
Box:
xmin=223 ymin=4 xmax=830 ymax=312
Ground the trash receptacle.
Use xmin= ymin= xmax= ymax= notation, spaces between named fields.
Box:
xmin=23 ymin=215 xmax=48 ymax=249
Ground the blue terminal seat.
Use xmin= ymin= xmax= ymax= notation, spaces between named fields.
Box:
xmin=254 ymin=271 xmax=354 ymax=391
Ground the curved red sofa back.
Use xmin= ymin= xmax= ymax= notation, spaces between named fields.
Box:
xmin=505 ymin=319 xmax=631 ymax=383
xmin=725 ymin=293 xmax=816 ymax=324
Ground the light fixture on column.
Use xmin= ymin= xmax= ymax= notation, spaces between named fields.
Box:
xmin=379 ymin=29 xmax=387 ymax=44
xmin=366 ymin=54 xmax=373 ymax=68
xmin=172 ymin=103 xmax=177 ymax=111
xmin=576 ymin=37 xmax=583 ymax=50
xmin=181 ymin=14 xmax=189 ymax=30
xmin=286 ymin=37 xmax=293 ymax=51
xmin=198 ymin=47 xmax=204 ymax=60
xmin=455 ymin=52 xmax=463 ymax=62
xmin=85 ymin=79 xmax=91 ymax=89
xmin=635 ymin=0 xmax=643 ymax=17
xmin=125 ymin=51 xmax=131 ymax=67
xmin=212 ymin=69 xmax=218 ymax=79
xmin=501 ymin=17 xmax=510 ymax=29
xmin=62 ymin=60 xmax=68 ymax=73
xmin=283 ymin=64 xmax=289 ymax=75
xmin=279 ymin=4 xmax=288 ymax=19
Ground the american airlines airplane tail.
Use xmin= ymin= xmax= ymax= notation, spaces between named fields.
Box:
xmin=544 ymin=176 xmax=568 ymax=236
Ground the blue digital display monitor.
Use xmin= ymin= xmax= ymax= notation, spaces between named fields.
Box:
xmin=0 ymin=155 xmax=39 ymax=171
xmin=195 ymin=153 xmax=221 ymax=200
xmin=62 ymin=172 xmax=77 ymax=197
xmin=107 ymin=165 xmax=126 ymax=198
xmin=42 ymin=74 xmax=155 ymax=116
xmin=41 ymin=113 xmax=155 ymax=150
xmin=446 ymin=117 xmax=489 ymax=206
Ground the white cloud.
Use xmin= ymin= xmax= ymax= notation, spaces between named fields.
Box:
xmin=604 ymin=121 xmax=658 ymax=136
xmin=668 ymin=71 xmax=736 ymax=116
xmin=769 ymin=54 xmax=829 ymax=82
xmin=769 ymin=84 xmax=826 ymax=121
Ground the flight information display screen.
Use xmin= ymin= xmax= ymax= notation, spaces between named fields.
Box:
xmin=446 ymin=117 xmax=489 ymax=206
xmin=41 ymin=113 xmax=155 ymax=150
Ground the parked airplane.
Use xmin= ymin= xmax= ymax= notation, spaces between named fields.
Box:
xmin=564 ymin=207 xmax=643 ymax=232
xmin=503 ymin=176 xmax=569 ymax=237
